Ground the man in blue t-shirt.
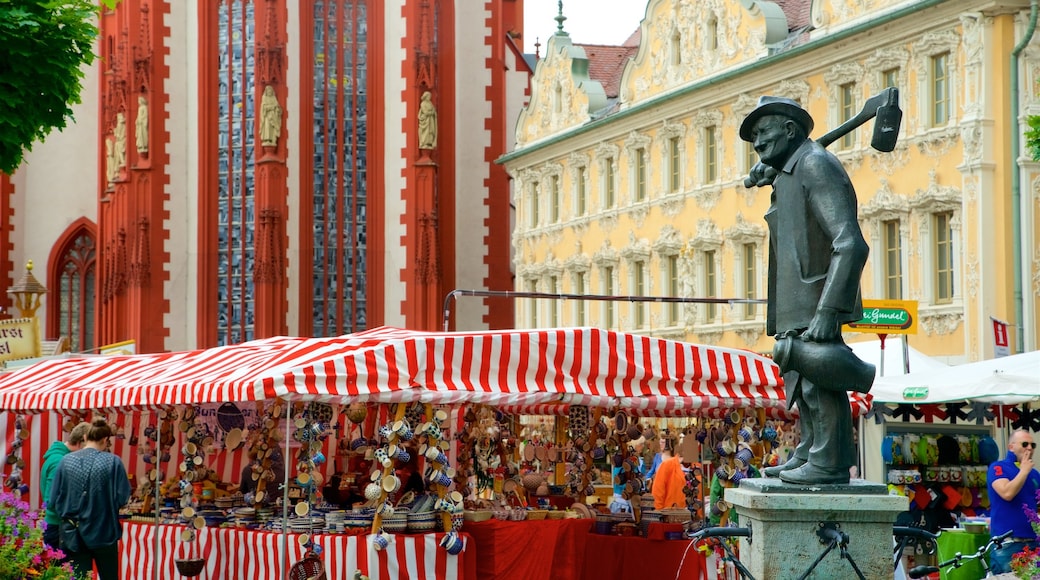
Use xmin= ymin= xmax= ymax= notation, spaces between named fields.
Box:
xmin=986 ymin=429 xmax=1039 ymax=574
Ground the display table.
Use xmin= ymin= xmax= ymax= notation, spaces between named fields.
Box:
xmin=465 ymin=518 xmax=706 ymax=580
xmin=935 ymin=530 xmax=988 ymax=580
xmin=119 ymin=521 xmax=476 ymax=579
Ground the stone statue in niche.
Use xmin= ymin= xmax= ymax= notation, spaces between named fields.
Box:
xmin=418 ymin=91 xmax=437 ymax=150
xmin=113 ymin=112 xmax=127 ymax=174
xmin=260 ymin=85 xmax=282 ymax=147
xmin=135 ymin=96 xmax=149 ymax=155
xmin=105 ymin=137 xmax=116 ymax=183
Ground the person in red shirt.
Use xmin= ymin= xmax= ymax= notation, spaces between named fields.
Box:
xmin=652 ymin=449 xmax=687 ymax=510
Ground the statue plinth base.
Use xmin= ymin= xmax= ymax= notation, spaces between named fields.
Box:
xmin=259 ymin=145 xmax=280 ymax=163
xmin=725 ymin=478 xmax=907 ymax=580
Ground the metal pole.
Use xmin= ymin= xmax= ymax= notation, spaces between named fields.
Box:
xmin=282 ymin=402 xmax=292 ymax=577
xmin=441 ymin=288 xmax=766 ymax=332
xmin=152 ymin=412 xmax=161 ymax=580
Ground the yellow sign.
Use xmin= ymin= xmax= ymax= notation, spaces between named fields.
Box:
xmin=845 ymin=299 xmax=919 ymax=334
xmin=99 ymin=339 xmax=136 ymax=356
xmin=0 ymin=318 xmax=39 ymax=362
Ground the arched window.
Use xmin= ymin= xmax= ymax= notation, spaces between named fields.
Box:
xmin=51 ymin=231 xmax=96 ymax=353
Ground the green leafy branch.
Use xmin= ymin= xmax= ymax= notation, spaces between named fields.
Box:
xmin=0 ymin=0 xmax=120 ymax=174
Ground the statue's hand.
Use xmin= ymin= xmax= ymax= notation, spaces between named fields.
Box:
xmin=743 ymin=162 xmax=778 ymax=188
xmin=802 ymin=307 xmax=841 ymax=343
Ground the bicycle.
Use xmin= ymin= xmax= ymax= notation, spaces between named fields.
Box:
xmin=906 ymin=529 xmax=1014 ymax=579
xmin=686 ymin=524 xmax=867 ymax=580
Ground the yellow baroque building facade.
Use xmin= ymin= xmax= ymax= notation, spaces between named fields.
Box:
xmin=500 ymin=0 xmax=1040 ymax=364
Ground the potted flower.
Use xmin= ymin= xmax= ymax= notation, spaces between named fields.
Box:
xmin=1010 ymin=488 xmax=1040 ymax=580
xmin=0 ymin=491 xmax=76 ymax=579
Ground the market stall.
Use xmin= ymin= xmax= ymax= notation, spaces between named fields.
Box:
xmin=863 ymin=349 xmax=1040 ymax=575
xmin=0 ymin=326 xmax=791 ymax=579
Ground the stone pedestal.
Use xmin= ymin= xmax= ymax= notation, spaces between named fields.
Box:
xmin=725 ymin=478 xmax=908 ymax=580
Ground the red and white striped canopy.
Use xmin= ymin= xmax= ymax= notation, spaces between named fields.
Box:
xmin=0 ymin=326 xmax=785 ymax=413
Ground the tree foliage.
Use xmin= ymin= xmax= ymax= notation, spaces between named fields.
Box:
xmin=0 ymin=0 xmax=118 ymax=175
xmin=1026 ymin=115 xmax=1040 ymax=161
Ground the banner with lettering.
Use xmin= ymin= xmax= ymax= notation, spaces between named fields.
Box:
xmin=845 ymin=299 xmax=918 ymax=335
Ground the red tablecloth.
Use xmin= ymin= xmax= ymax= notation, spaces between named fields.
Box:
xmin=464 ymin=518 xmax=706 ymax=580
xmin=119 ymin=521 xmax=476 ymax=580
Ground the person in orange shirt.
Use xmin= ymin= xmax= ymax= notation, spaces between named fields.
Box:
xmin=652 ymin=448 xmax=687 ymax=510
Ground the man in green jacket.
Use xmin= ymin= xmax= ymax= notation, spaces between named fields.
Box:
xmin=40 ymin=422 xmax=90 ymax=550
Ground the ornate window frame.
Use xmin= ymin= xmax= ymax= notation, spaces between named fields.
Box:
xmin=689 ymin=219 xmax=724 ymax=326
xmin=654 ymin=226 xmax=686 ymax=331
xmin=864 ymin=47 xmax=910 ymax=94
xmin=823 ymin=63 xmax=865 ymax=150
xmin=912 ymin=30 xmax=960 ymax=132
xmin=594 ymin=142 xmax=620 ymax=211
xmin=565 ymin=247 xmax=592 ymax=326
xmin=621 ymin=235 xmax=652 ymax=330
xmin=691 ymin=110 xmax=724 ymax=186
xmin=725 ymin=215 xmax=767 ymax=324
xmin=568 ymin=152 xmax=590 ymax=220
xmin=860 ymin=181 xmax=911 ymax=300
xmin=593 ymin=243 xmax=620 ymax=329
xmin=542 ymin=254 xmax=563 ymax=327
xmin=658 ymin=120 xmax=687 ymax=195
xmin=624 ymin=131 xmax=653 ymax=204
xmin=909 ymin=177 xmax=963 ymax=335
xmin=541 ymin=162 xmax=564 ymax=225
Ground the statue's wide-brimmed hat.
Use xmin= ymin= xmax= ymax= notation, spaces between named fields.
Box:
xmin=739 ymin=96 xmax=814 ymax=142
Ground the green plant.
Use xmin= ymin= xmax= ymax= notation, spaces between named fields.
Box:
xmin=1009 ymin=489 xmax=1040 ymax=580
xmin=0 ymin=0 xmax=119 ymax=174
xmin=0 ymin=490 xmax=76 ymax=579
xmin=1026 ymin=115 xmax=1040 ymax=162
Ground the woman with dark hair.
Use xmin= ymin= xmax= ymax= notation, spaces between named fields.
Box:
xmin=49 ymin=418 xmax=131 ymax=579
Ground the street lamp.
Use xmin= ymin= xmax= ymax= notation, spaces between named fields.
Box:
xmin=8 ymin=260 xmax=47 ymax=319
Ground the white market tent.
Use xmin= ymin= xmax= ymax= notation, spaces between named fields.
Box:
xmin=868 ymin=349 xmax=1040 ymax=405
xmin=846 ymin=339 xmax=950 ymax=381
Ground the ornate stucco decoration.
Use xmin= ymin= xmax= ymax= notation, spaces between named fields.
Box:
xmin=542 ymin=252 xmax=564 ymax=279
xmin=564 ymin=242 xmax=591 ymax=273
xmin=592 ymin=240 xmax=619 ymax=269
xmin=652 ymin=225 xmax=685 ymax=257
xmin=775 ymin=80 xmax=811 ymax=106
xmin=620 ymin=233 xmax=652 ymax=263
xmin=724 ymin=214 xmax=767 ymax=246
xmin=622 ymin=0 xmax=781 ymax=104
xmin=864 ymin=47 xmax=910 ymax=93
xmin=860 ymin=179 xmax=912 ymax=258
xmin=959 ymin=13 xmax=987 ymax=120
xmin=910 ymin=30 xmax=961 ymax=133
xmin=908 ymin=173 xmax=964 ymax=335
xmin=689 ymin=219 xmax=724 ymax=252
xmin=515 ymin=34 xmax=607 ymax=147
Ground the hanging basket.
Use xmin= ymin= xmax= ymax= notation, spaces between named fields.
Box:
xmin=174 ymin=558 xmax=207 ymax=577
xmin=288 ymin=556 xmax=327 ymax=580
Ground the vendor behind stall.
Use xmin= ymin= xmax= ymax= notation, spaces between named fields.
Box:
xmin=709 ymin=463 xmax=760 ymax=526
xmin=652 ymin=448 xmax=686 ymax=510
xmin=239 ymin=447 xmax=285 ymax=502
xmin=609 ymin=460 xmax=632 ymax=514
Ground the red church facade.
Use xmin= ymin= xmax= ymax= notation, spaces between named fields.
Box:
xmin=1 ymin=0 xmax=530 ymax=353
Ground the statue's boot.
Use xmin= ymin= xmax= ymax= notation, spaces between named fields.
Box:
xmin=762 ymin=456 xmax=806 ymax=478
xmin=778 ymin=463 xmax=850 ymax=485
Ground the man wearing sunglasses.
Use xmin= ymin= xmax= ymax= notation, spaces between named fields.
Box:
xmin=986 ymin=429 xmax=1038 ymax=573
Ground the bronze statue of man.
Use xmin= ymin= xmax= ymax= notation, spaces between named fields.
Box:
xmin=740 ymin=96 xmax=874 ymax=485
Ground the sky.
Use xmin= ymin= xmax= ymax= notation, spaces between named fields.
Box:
xmin=522 ymin=0 xmax=648 ymax=53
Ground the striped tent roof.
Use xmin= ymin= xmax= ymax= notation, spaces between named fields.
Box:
xmin=0 ymin=326 xmax=785 ymax=413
